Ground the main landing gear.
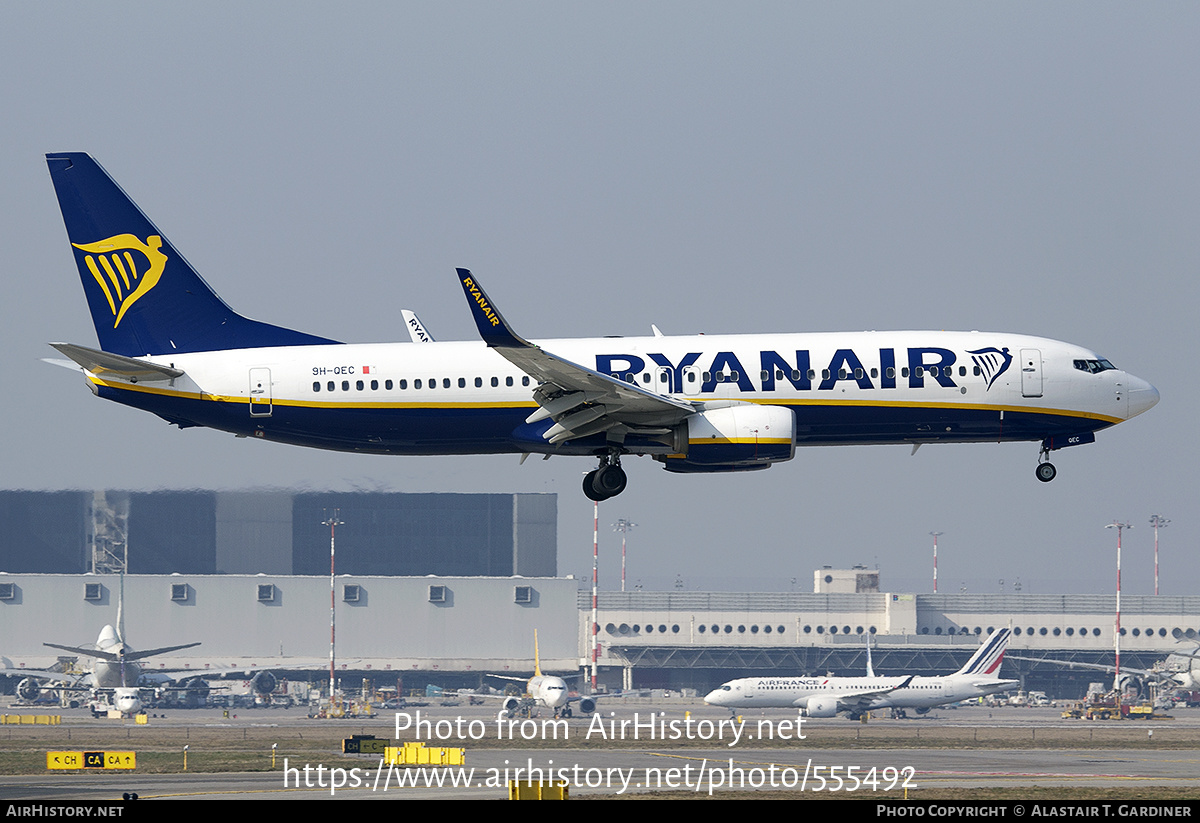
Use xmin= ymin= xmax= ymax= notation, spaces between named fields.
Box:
xmin=583 ymin=453 xmax=627 ymax=501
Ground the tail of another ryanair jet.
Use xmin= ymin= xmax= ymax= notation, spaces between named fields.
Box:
xmin=46 ymin=153 xmax=339 ymax=357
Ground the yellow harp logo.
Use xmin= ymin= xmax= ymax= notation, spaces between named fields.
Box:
xmin=72 ymin=234 xmax=168 ymax=328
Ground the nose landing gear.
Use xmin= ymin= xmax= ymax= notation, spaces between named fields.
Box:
xmin=1036 ymin=442 xmax=1057 ymax=483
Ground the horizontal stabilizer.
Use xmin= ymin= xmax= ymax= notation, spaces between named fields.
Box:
xmin=49 ymin=342 xmax=184 ymax=381
xmin=44 ymin=640 xmax=200 ymax=662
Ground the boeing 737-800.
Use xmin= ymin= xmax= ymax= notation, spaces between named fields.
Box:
xmin=481 ymin=633 xmax=596 ymax=718
xmin=705 ymin=628 xmax=1017 ymax=718
xmin=45 ymin=153 xmax=1159 ymax=499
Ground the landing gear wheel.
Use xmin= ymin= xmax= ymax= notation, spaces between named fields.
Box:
xmin=1036 ymin=462 xmax=1057 ymax=483
xmin=582 ymin=470 xmax=605 ymax=501
xmin=592 ymin=464 xmax=627 ymax=498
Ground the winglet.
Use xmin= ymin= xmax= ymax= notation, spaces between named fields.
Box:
xmin=400 ymin=309 xmax=435 ymax=343
xmin=455 ymin=268 xmax=529 ymax=349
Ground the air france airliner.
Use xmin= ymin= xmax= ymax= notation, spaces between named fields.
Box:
xmin=46 ymin=153 xmax=1159 ymax=499
xmin=705 ymin=628 xmax=1017 ymax=718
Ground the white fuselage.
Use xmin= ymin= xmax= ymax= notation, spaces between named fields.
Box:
xmin=704 ymin=673 xmax=1019 ymax=714
xmin=528 ymin=675 xmax=570 ymax=710
xmin=84 ymin=330 xmax=1158 ymax=459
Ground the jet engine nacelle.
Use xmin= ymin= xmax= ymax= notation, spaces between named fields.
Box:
xmin=250 ymin=671 xmax=277 ymax=696
xmin=183 ymin=678 xmax=210 ymax=701
xmin=577 ymin=696 xmax=596 ymax=715
xmin=803 ymin=696 xmax=840 ymax=718
xmin=501 ymin=696 xmax=522 ymax=717
xmin=16 ymin=678 xmax=43 ymax=702
xmin=658 ymin=404 xmax=795 ymax=473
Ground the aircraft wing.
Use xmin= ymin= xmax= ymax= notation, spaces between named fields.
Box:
xmin=43 ymin=641 xmax=201 ymax=662
xmin=1007 ymin=655 xmax=1166 ymax=682
xmin=0 ymin=666 xmax=90 ymax=685
xmin=825 ymin=676 xmax=915 ymax=712
xmin=456 ymin=269 xmax=696 ymax=445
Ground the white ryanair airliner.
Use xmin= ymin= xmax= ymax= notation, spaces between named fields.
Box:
xmin=705 ymin=628 xmax=1017 ymax=718
xmin=45 ymin=153 xmax=1158 ymax=499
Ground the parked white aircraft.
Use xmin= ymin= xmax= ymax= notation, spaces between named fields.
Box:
xmin=705 ymin=628 xmax=1017 ymax=718
xmin=46 ymin=153 xmax=1158 ymax=499
xmin=1010 ymin=645 xmax=1200 ymax=693
xmin=483 ymin=633 xmax=595 ymax=719
xmin=3 ymin=575 xmax=276 ymax=715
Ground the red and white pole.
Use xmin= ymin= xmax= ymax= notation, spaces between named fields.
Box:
xmin=1106 ymin=520 xmax=1130 ymax=707
xmin=930 ymin=532 xmax=943 ymax=593
xmin=591 ymin=500 xmax=599 ymax=692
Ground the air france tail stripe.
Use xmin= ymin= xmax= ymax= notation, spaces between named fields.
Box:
xmin=961 ymin=630 xmax=1010 ymax=675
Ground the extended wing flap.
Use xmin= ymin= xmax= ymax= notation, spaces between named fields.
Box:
xmin=50 ymin=342 xmax=184 ymax=382
xmin=455 ymin=269 xmax=694 ymax=443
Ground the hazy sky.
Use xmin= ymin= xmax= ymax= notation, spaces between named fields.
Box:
xmin=1 ymin=3 xmax=1195 ymax=595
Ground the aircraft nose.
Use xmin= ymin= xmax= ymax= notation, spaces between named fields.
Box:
xmin=1126 ymin=376 xmax=1160 ymax=418
xmin=703 ymin=689 xmax=724 ymax=706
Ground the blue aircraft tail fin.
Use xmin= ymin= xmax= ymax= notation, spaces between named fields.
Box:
xmin=46 ymin=153 xmax=340 ymax=356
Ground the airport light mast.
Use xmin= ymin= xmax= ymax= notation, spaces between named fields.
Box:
xmin=929 ymin=532 xmax=943 ymax=593
xmin=1149 ymin=515 xmax=1169 ymax=596
xmin=323 ymin=509 xmax=344 ymax=704
xmin=1106 ymin=520 xmax=1131 ymax=711
xmin=612 ymin=519 xmax=637 ymax=593
xmin=591 ymin=501 xmax=600 ymax=692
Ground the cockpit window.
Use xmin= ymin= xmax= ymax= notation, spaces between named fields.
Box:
xmin=1074 ymin=359 xmax=1116 ymax=374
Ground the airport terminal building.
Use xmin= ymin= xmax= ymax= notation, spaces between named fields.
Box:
xmin=1 ymin=490 xmax=1196 ymax=698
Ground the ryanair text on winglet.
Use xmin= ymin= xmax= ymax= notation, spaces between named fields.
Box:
xmin=462 ymin=276 xmax=501 ymax=327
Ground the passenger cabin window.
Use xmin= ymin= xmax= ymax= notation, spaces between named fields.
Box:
xmin=386 ymin=380 xmax=394 ymax=390
xmin=491 ymin=377 xmax=499 ymax=387
xmin=313 ymin=382 xmax=321 ymax=392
